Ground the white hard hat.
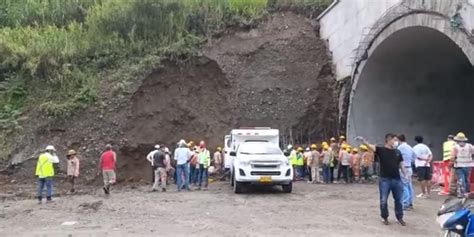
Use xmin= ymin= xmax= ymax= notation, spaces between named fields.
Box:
xmin=165 ymin=147 xmax=170 ymax=153
xmin=287 ymin=145 xmax=293 ymax=150
xmin=155 ymin=144 xmax=160 ymax=149
xmin=179 ymin=139 xmax=186 ymax=145
xmin=305 ymin=147 xmax=310 ymax=151
xmin=45 ymin=145 xmax=56 ymax=151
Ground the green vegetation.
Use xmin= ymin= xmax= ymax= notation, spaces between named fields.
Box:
xmin=0 ymin=0 xmax=332 ymax=130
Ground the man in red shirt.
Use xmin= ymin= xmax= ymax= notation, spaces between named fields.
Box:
xmin=98 ymin=144 xmax=117 ymax=195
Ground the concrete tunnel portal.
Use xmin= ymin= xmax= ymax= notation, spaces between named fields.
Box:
xmin=347 ymin=26 xmax=474 ymax=158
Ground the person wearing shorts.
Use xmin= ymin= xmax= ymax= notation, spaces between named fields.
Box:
xmin=99 ymin=144 xmax=117 ymax=195
xmin=413 ymin=136 xmax=433 ymax=199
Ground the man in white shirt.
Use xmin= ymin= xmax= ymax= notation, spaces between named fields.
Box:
xmin=413 ymin=136 xmax=433 ymax=198
xmin=174 ymin=140 xmax=192 ymax=191
xmin=146 ymin=145 xmax=160 ymax=182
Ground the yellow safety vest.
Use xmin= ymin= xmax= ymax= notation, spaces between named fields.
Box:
xmin=290 ymin=150 xmax=297 ymax=166
xmin=35 ymin=153 xmax=54 ymax=178
xmin=295 ymin=153 xmax=304 ymax=166
xmin=443 ymin=140 xmax=455 ymax=161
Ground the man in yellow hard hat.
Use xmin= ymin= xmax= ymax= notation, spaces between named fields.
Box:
xmin=360 ymin=145 xmax=374 ymax=182
xmin=308 ymin=144 xmax=321 ymax=184
xmin=213 ymin=147 xmax=223 ymax=176
xmin=440 ymin=135 xmax=456 ymax=196
xmin=351 ymin=148 xmax=360 ymax=183
xmin=321 ymin=144 xmax=332 ymax=183
xmin=295 ymin=147 xmax=305 ymax=181
xmin=338 ymin=144 xmax=351 ymax=183
xmin=451 ymin=132 xmax=474 ymax=198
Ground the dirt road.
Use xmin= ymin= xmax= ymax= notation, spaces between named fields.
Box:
xmin=0 ymin=182 xmax=442 ymax=236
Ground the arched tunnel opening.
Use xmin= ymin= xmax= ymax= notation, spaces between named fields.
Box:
xmin=348 ymin=26 xmax=474 ymax=158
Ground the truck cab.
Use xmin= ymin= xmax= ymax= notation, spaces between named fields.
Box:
xmin=226 ymin=128 xmax=293 ymax=193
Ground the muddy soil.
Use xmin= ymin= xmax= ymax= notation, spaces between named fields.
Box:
xmin=0 ymin=182 xmax=442 ymax=236
xmin=2 ymin=12 xmax=338 ymax=184
xmin=204 ymin=12 xmax=337 ymax=142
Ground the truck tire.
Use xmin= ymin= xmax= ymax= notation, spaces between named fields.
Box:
xmin=233 ymin=174 xmax=244 ymax=194
xmin=231 ymin=168 xmax=234 ymax=187
xmin=282 ymin=182 xmax=292 ymax=193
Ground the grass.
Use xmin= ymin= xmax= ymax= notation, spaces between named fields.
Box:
xmin=0 ymin=0 xmax=332 ymax=155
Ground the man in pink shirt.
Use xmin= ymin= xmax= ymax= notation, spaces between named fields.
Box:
xmin=98 ymin=144 xmax=117 ymax=195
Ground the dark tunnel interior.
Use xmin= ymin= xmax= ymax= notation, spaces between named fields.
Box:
xmin=348 ymin=26 xmax=474 ymax=158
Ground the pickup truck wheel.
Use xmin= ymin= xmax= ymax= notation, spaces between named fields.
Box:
xmin=282 ymin=182 xmax=292 ymax=193
xmin=233 ymin=175 xmax=244 ymax=194
xmin=231 ymin=169 xmax=234 ymax=187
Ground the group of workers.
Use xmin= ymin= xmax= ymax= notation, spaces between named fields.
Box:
xmin=35 ymin=144 xmax=117 ymax=203
xmin=441 ymin=132 xmax=474 ymax=198
xmin=145 ymin=139 xmax=222 ymax=192
xmin=34 ymin=130 xmax=474 ymax=218
xmin=286 ymin=136 xmax=375 ymax=184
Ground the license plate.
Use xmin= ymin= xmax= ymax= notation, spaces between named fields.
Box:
xmin=260 ymin=176 xmax=272 ymax=183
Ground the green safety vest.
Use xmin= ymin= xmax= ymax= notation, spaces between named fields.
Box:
xmin=36 ymin=153 xmax=54 ymax=178
xmin=290 ymin=150 xmax=297 ymax=166
xmin=443 ymin=140 xmax=455 ymax=161
xmin=295 ymin=153 xmax=304 ymax=166
xmin=199 ymin=149 xmax=210 ymax=168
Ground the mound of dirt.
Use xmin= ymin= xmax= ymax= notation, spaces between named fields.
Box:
xmin=2 ymin=12 xmax=338 ymax=184
xmin=205 ymin=12 xmax=337 ymax=143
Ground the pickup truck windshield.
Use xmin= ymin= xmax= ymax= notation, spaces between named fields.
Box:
xmin=239 ymin=144 xmax=282 ymax=155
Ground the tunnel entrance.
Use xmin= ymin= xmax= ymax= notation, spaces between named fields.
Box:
xmin=348 ymin=26 xmax=474 ymax=158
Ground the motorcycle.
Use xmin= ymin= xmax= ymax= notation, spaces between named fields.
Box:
xmin=437 ymin=198 xmax=474 ymax=237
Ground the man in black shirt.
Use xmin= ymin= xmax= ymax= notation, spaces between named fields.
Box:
xmin=356 ymin=133 xmax=407 ymax=226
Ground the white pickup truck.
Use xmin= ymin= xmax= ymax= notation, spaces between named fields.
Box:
xmin=225 ymin=128 xmax=293 ymax=193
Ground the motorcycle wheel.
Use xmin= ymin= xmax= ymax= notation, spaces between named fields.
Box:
xmin=444 ymin=230 xmax=462 ymax=237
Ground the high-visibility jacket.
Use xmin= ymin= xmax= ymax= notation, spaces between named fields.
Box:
xmin=199 ymin=149 xmax=211 ymax=168
xmin=36 ymin=153 xmax=54 ymax=178
xmin=454 ymin=144 xmax=474 ymax=168
xmin=290 ymin=150 xmax=297 ymax=166
xmin=295 ymin=153 xmax=304 ymax=166
xmin=443 ymin=140 xmax=455 ymax=161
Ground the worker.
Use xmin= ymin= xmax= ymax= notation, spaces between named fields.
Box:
xmin=214 ymin=147 xmax=223 ymax=175
xmin=451 ymin=132 xmax=474 ymax=198
xmin=440 ymin=135 xmax=456 ymax=196
xmin=339 ymin=135 xmax=346 ymax=146
xmin=66 ymin=149 xmax=80 ymax=194
xmin=289 ymin=145 xmax=297 ymax=180
xmin=152 ymin=146 xmax=168 ymax=192
xmin=321 ymin=144 xmax=332 ymax=184
xmin=164 ymin=147 xmax=174 ymax=185
xmin=309 ymin=144 xmax=321 ymax=184
xmin=295 ymin=147 xmax=305 ymax=181
xmin=188 ymin=144 xmax=198 ymax=185
xmin=174 ymin=139 xmax=192 ymax=191
xmin=330 ymin=137 xmax=338 ymax=151
xmin=338 ymin=144 xmax=351 ymax=183
xmin=413 ymin=136 xmax=433 ymax=199
xmin=36 ymin=145 xmax=56 ymax=204
xmin=98 ymin=144 xmax=117 ymax=195
xmin=197 ymin=141 xmax=211 ymax=190
xmin=304 ymin=147 xmax=312 ymax=183
xmin=146 ymin=145 xmax=160 ymax=183
xmin=351 ymin=148 xmax=361 ymax=183
xmin=336 ymin=143 xmax=347 ymax=183
xmin=360 ymin=145 xmax=374 ymax=182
